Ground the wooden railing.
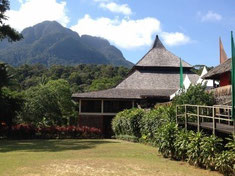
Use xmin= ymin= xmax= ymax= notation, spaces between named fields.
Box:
xmin=176 ymin=104 xmax=235 ymax=134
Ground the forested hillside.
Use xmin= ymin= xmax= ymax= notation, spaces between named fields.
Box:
xmin=0 ymin=21 xmax=133 ymax=67
xmin=8 ymin=64 xmax=129 ymax=93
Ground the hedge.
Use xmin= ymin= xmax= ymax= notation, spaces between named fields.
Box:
xmin=0 ymin=124 xmax=103 ymax=139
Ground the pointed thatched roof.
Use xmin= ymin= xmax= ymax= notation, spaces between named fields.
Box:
xmin=203 ymin=59 xmax=231 ymax=80
xmin=136 ymin=35 xmax=192 ymax=68
xmin=72 ymin=35 xmax=199 ymax=100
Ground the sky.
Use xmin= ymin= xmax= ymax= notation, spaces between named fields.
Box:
xmin=7 ymin=0 xmax=235 ymax=66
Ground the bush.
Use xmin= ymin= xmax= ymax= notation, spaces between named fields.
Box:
xmin=215 ymin=136 xmax=235 ymax=176
xmin=155 ymin=122 xmax=179 ymax=159
xmin=2 ymin=124 xmax=102 ymax=139
xmin=139 ymin=107 xmax=172 ymax=144
xmin=186 ymin=131 xmax=204 ymax=167
xmin=10 ymin=124 xmax=36 ymax=139
xmin=37 ymin=126 xmax=102 ymax=139
xmin=200 ymin=135 xmax=223 ymax=170
xmin=174 ymin=129 xmax=191 ymax=161
xmin=172 ymin=84 xmax=215 ymax=106
xmin=112 ymin=108 xmax=144 ymax=138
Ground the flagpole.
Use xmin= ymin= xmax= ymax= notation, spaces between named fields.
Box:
xmin=180 ymin=58 xmax=183 ymax=89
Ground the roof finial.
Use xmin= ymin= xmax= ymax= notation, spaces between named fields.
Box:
xmin=152 ymin=35 xmax=165 ymax=49
xmin=219 ymin=37 xmax=228 ymax=64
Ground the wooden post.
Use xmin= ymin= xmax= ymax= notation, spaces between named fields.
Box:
xmin=197 ymin=106 xmax=200 ymax=132
xmin=132 ymin=100 xmax=135 ymax=108
xmin=202 ymin=107 xmax=204 ymax=123
xmin=212 ymin=106 xmax=216 ymax=135
xmin=185 ymin=105 xmax=187 ymax=130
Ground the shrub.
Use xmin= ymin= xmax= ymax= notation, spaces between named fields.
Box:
xmin=139 ymin=107 xmax=173 ymax=144
xmin=10 ymin=124 xmax=36 ymax=139
xmin=187 ymin=131 xmax=204 ymax=167
xmin=155 ymin=122 xmax=179 ymax=159
xmin=215 ymin=136 xmax=235 ymax=176
xmin=3 ymin=124 xmax=102 ymax=139
xmin=200 ymin=135 xmax=223 ymax=170
xmin=172 ymin=84 xmax=215 ymax=106
xmin=112 ymin=108 xmax=144 ymax=138
xmin=174 ymin=129 xmax=191 ymax=161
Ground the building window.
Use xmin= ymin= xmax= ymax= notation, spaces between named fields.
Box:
xmin=104 ymin=100 xmax=133 ymax=113
xmin=81 ymin=100 xmax=101 ymax=113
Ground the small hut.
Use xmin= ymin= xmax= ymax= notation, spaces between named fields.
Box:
xmin=72 ymin=35 xmax=199 ymax=137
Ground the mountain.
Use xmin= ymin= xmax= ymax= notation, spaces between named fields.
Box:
xmin=0 ymin=21 xmax=133 ymax=67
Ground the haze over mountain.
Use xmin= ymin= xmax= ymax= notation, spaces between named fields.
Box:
xmin=0 ymin=21 xmax=133 ymax=67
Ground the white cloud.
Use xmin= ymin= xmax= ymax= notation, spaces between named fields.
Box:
xmin=99 ymin=2 xmax=132 ymax=15
xmin=71 ymin=14 xmax=161 ymax=49
xmin=200 ymin=11 xmax=222 ymax=22
xmin=6 ymin=0 xmax=69 ymax=31
xmin=160 ymin=32 xmax=191 ymax=46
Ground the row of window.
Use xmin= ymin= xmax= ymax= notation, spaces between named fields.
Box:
xmin=81 ymin=100 xmax=134 ymax=113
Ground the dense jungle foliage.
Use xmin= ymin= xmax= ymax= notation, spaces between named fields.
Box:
xmin=0 ymin=63 xmax=129 ymax=128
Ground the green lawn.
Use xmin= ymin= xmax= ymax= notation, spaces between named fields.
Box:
xmin=0 ymin=139 xmax=221 ymax=176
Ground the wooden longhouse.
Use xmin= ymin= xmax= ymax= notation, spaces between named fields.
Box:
xmin=72 ymin=35 xmax=199 ymax=137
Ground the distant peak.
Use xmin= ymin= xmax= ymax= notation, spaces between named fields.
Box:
xmin=152 ymin=35 xmax=165 ymax=49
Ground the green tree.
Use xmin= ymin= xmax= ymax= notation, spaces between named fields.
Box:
xmin=0 ymin=87 xmax=23 ymax=127
xmin=89 ymin=77 xmax=122 ymax=91
xmin=0 ymin=0 xmax=23 ymax=127
xmin=0 ymin=0 xmax=22 ymax=41
xmin=172 ymin=84 xmax=215 ymax=106
xmin=19 ymin=79 xmax=77 ymax=126
xmin=0 ymin=63 xmax=23 ymax=127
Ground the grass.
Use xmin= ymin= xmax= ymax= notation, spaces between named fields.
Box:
xmin=0 ymin=139 xmax=221 ymax=176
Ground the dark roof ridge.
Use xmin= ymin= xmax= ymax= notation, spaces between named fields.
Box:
xmin=152 ymin=35 xmax=166 ymax=49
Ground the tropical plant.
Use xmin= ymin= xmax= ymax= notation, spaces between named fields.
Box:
xmin=139 ymin=107 xmax=171 ymax=144
xmin=186 ymin=131 xmax=204 ymax=167
xmin=155 ymin=122 xmax=179 ymax=159
xmin=174 ymin=129 xmax=191 ymax=161
xmin=215 ymin=151 xmax=235 ymax=176
xmin=112 ymin=108 xmax=144 ymax=138
xmin=200 ymin=135 xmax=223 ymax=169
xmin=172 ymin=84 xmax=215 ymax=106
xmin=215 ymin=136 xmax=235 ymax=176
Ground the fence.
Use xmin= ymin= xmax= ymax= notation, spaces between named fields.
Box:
xmin=176 ymin=104 xmax=235 ymax=135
